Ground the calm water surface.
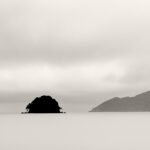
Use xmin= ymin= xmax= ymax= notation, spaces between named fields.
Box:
xmin=0 ymin=113 xmax=150 ymax=150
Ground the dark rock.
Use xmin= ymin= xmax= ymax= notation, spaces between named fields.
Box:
xmin=25 ymin=95 xmax=63 ymax=113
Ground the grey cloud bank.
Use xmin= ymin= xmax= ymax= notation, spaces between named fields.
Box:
xmin=0 ymin=0 xmax=149 ymax=63
xmin=0 ymin=0 xmax=150 ymax=112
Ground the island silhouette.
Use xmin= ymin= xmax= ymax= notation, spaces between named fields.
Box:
xmin=25 ymin=95 xmax=63 ymax=113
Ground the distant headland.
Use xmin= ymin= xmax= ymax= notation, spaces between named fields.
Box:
xmin=90 ymin=91 xmax=150 ymax=112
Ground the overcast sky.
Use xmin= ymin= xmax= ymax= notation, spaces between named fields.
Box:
xmin=0 ymin=0 xmax=150 ymax=112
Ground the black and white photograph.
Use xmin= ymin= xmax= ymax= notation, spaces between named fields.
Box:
xmin=0 ymin=0 xmax=150 ymax=149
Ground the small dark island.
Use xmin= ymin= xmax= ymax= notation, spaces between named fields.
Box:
xmin=25 ymin=95 xmax=63 ymax=113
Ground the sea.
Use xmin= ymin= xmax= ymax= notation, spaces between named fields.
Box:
xmin=0 ymin=113 xmax=150 ymax=150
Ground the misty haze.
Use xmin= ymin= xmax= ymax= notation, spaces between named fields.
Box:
xmin=1 ymin=0 xmax=150 ymax=150
xmin=0 ymin=0 xmax=150 ymax=113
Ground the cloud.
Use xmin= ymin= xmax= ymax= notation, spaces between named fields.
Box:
xmin=0 ymin=0 xmax=150 ymax=112
xmin=0 ymin=60 xmax=125 ymax=93
xmin=0 ymin=0 xmax=150 ymax=64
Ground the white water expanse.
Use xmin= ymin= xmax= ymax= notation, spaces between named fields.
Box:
xmin=0 ymin=113 xmax=150 ymax=150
